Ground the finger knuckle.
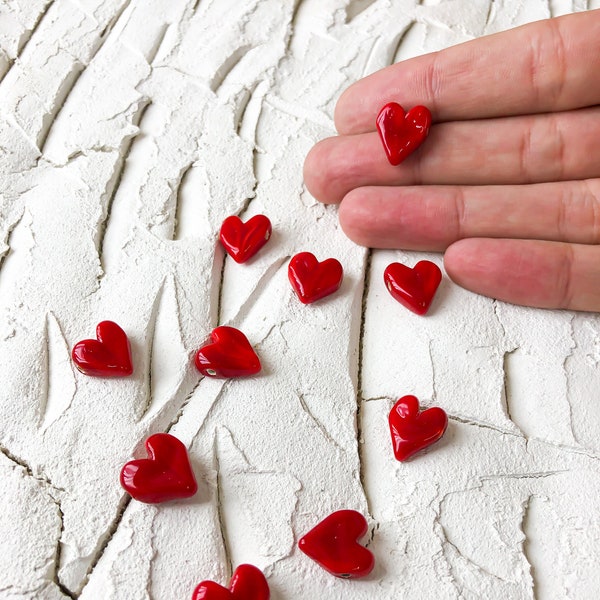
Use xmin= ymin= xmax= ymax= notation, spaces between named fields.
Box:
xmin=527 ymin=18 xmax=568 ymax=107
xmin=556 ymin=243 xmax=576 ymax=309
xmin=581 ymin=179 xmax=600 ymax=244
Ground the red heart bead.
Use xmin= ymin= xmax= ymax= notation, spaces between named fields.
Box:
xmin=384 ymin=260 xmax=442 ymax=315
xmin=219 ymin=215 xmax=272 ymax=264
xmin=71 ymin=320 xmax=133 ymax=377
xmin=298 ymin=510 xmax=374 ymax=579
xmin=192 ymin=564 xmax=270 ymax=600
xmin=388 ymin=395 xmax=448 ymax=461
xmin=376 ymin=102 xmax=431 ymax=166
xmin=288 ymin=252 xmax=343 ymax=304
xmin=194 ymin=326 xmax=261 ymax=378
xmin=120 ymin=433 xmax=198 ymax=503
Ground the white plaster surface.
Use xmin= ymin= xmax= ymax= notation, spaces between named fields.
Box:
xmin=0 ymin=1 xmax=599 ymax=598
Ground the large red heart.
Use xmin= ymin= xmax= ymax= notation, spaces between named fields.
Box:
xmin=388 ymin=395 xmax=448 ymax=461
xmin=192 ymin=564 xmax=270 ymax=600
xmin=120 ymin=433 xmax=198 ymax=503
xmin=376 ymin=102 xmax=431 ymax=165
xmin=194 ymin=326 xmax=261 ymax=378
xmin=298 ymin=510 xmax=374 ymax=579
xmin=384 ymin=260 xmax=442 ymax=315
xmin=71 ymin=320 xmax=133 ymax=377
xmin=219 ymin=215 xmax=272 ymax=264
xmin=288 ymin=252 xmax=343 ymax=304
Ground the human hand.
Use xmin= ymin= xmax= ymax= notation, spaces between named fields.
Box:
xmin=304 ymin=10 xmax=600 ymax=312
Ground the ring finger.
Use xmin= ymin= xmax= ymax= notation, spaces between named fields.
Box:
xmin=338 ymin=179 xmax=600 ymax=250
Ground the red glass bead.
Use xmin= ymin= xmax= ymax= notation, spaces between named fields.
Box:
xmin=298 ymin=510 xmax=374 ymax=579
xmin=376 ymin=102 xmax=431 ymax=166
xmin=288 ymin=252 xmax=343 ymax=304
xmin=384 ymin=260 xmax=442 ymax=315
xmin=191 ymin=564 xmax=270 ymax=600
xmin=71 ymin=320 xmax=133 ymax=377
xmin=388 ymin=395 xmax=448 ymax=461
xmin=194 ymin=326 xmax=261 ymax=378
xmin=219 ymin=215 xmax=272 ymax=264
xmin=120 ymin=433 xmax=198 ymax=503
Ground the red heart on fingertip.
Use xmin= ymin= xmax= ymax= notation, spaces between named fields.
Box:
xmin=298 ymin=510 xmax=374 ymax=579
xmin=288 ymin=252 xmax=343 ymax=304
xmin=192 ymin=564 xmax=270 ymax=600
xmin=194 ymin=326 xmax=261 ymax=378
xmin=376 ymin=102 xmax=431 ymax=165
xmin=220 ymin=215 xmax=272 ymax=264
xmin=389 ymin=395 xmax=448 ymax=461
xmin=120 ymin=433 xmax=198 ymax=503
xmin=384 ymin=260 xmax=442 ymax=315
xmin=71 ymin=320 xmax=133 ymax=377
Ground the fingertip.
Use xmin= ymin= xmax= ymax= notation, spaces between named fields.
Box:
xmin=333 ymin=85 xmax=359 ymax=135
xmin=443 ymin=238 xmax=586 ymax=310
xmin=303 ymin=137 xmax=341 ymax=204
xmin=304 ymin=133 xmax=383 ymax=205
xmin=443 ymin=238 xmax=475 ymax=282
xmin=338 ymin=189 xmax=373 ymax=247
xmin=444 ymin=238 xmax=516 ymax=304
xmin=444 ymin=238 xmax=524 ymax=302
xmin=302 ymin=143 xmax=319 ymax=199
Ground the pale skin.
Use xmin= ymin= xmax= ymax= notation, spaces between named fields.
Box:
xmin=303 ymin=9 xmax=600 ymax=312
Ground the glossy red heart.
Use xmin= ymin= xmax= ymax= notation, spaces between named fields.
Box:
xmin=120 ymin=433 xmax=198 ymax=503
xmin=376 ymin=102 xmax=431 ymax=165
xmin=192 ymin=564 xmax=270 ymax=600
xmin=288 ymin=252 xmax=343 ymax=304
xmin=389 ymin=395 xmax=448 ymax=461
xmin=384 ymin=260 xmax=442 ymax=315
xmin=298 ymin=510 xmax=374 ymax=579
xmin=71 ymin=320 xmax=133 ymax=377
xmin=194 ymin=326 xmax=261 ymax=378
xmin=219 ymin=215 xmax=272 ymax=264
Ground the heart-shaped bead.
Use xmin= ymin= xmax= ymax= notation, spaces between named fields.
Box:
xmin=192 ymin=564 xmax=270 ymax=600
xmin=376 ymin=102 xmax=431 ymax=165
xmin=120 ymin=433 xmax=198 ymax=503
xmin=288 ymin=252 xmax=343 ymax=304
xmin=298 ymin=510 xmax=374 ymax=579
xmin=194 ymin=326 xmax=261 ymax=378
xmin=71 ymin=320 xmax=133 ymax=377
xmin=384 ymin=260 xmax=442 ymax=315
xmin=219 ymin=215 xmax=272 ymax=264
xmin=388 ymin=395 xmax=448 ymax=461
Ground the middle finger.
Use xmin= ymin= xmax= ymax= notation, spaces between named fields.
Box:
xmin=304 ymin=106 xmax=600 ymax=204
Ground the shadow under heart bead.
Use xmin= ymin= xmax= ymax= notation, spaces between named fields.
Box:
xmin=195 ymin=326 xmax=261 ymax=378
xmin=388 ymin=395 xmax=448 ymax=461
xmin=71 ymin=320 xmax=133 ymax=377
xmin=298 ymin=510 xmax=374 ymax=579
xmin=192 ymin=564 xmax=270 ymax=600
xmin=219 ymin=214 xmax=272 ymax=264
xmin=376 ymin=102 xmax=432 ymax=166
xmin=288 ymin=252 xmax=343 ymax=304
xmin=384 ymin=260 xmax=442 ymax=315
xmin=120 ymin=433 xmax=197 ymax=503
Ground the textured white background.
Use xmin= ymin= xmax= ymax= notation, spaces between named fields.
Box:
xmin=1 ymin=1 xmax=600 ymax=598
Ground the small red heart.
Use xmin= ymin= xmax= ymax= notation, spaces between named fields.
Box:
xmin=120 ymin=433 xmax=198 ymax=503
xmin=298 ymin=510 xmax=374 ymax=579
xmin=71 ymin=320 xmax=133 ymax=377
xmin=388 ymin=395 xmax=448 ymax=461
xmin=288 ymin=252 xmax=343 ymax=304
xmin=194 ymin=326 xmax=261 ymax=378
xmin=219 ymin=215 xmax=272 ymax=264
xmin=376 ymin=102 xmax=431 ymax=165
xmin=192 ymin=564 xmax=270 ymax=600
xmin=384 ymin=260 xmax=442 ymax=315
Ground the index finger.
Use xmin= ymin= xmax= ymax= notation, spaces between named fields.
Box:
xmin=335 ymin=9 xmax=600 ymax=135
